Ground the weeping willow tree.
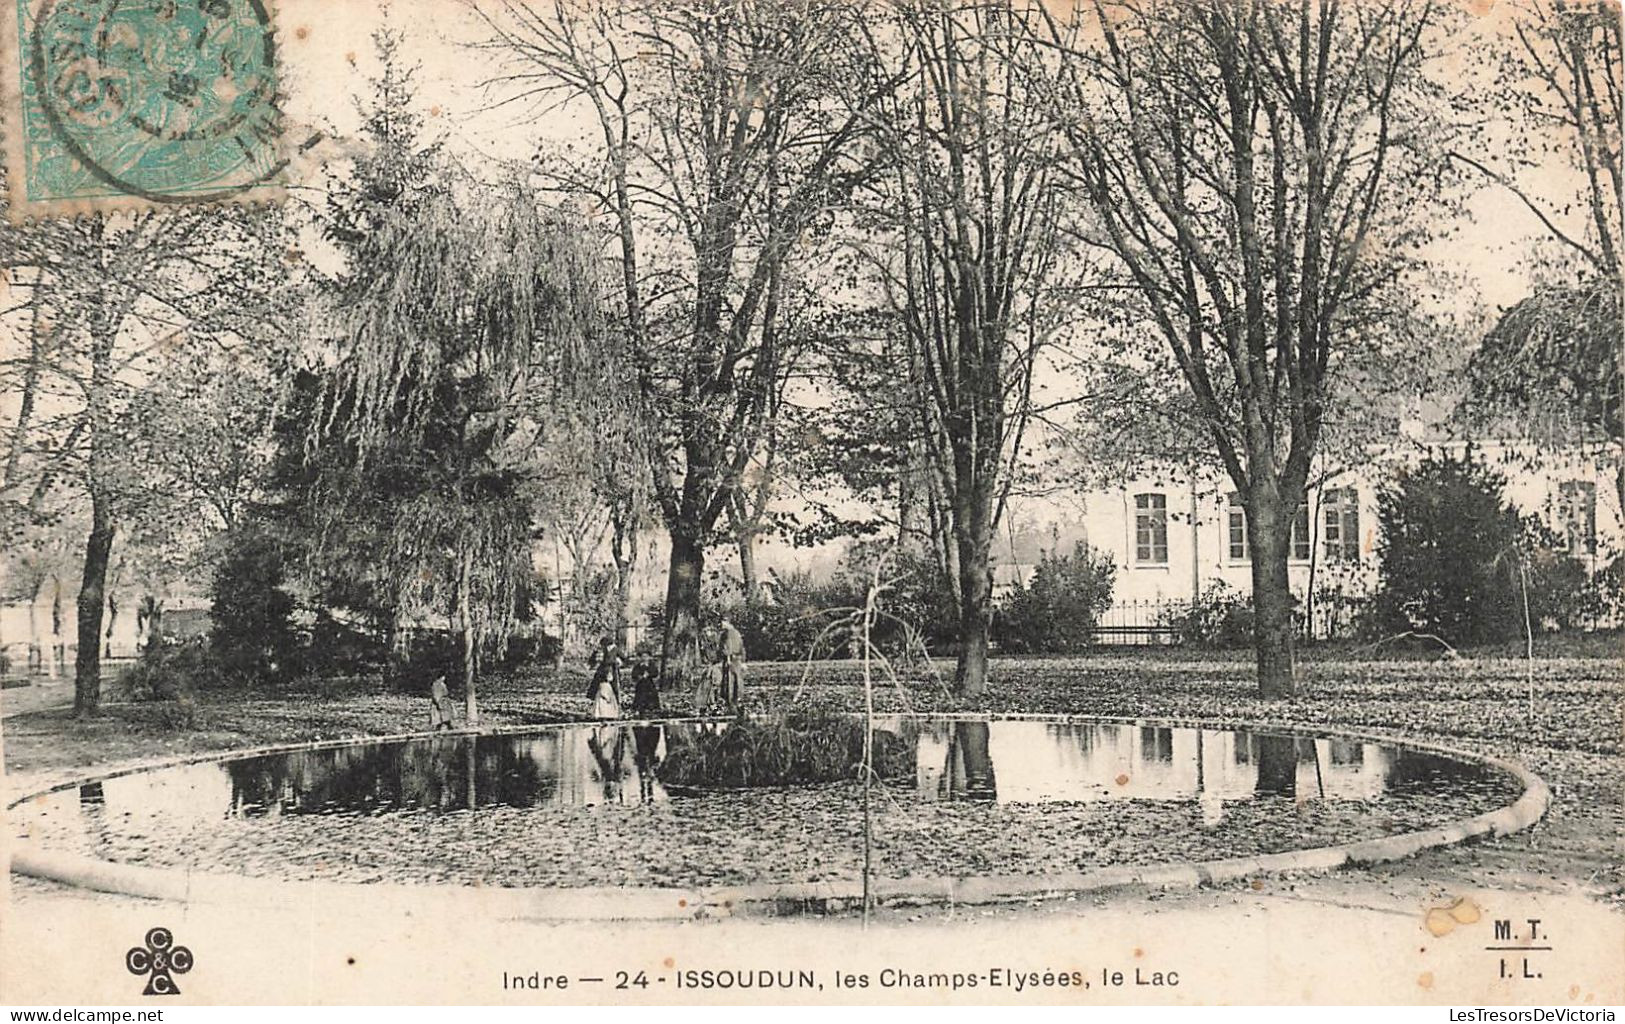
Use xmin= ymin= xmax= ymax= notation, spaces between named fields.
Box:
xmin=1454 ymin=0 xmax=1623 ymax=510
xmin=312 ymin=164 xmax=607 ymax=724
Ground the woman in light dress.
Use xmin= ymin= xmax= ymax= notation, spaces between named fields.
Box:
xmin=586 ymin=636 xmax=623 ymax=720
xmin=428 ymin=674 xmax=456 ymax=730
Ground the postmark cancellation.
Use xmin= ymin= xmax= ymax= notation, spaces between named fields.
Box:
xmin=1 ymin=0 xmax=286 ymax=218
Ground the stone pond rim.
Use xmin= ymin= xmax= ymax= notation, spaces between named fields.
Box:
xmin=5 ymin=713 xmax=1551 ymax=920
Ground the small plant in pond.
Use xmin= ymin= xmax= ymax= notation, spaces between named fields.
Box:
xmin=657 ymin=708 xmax=915 ymax=789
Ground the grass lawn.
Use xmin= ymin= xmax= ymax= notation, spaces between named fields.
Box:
xmin=3 ymin=639 xmax=1620 ymax=910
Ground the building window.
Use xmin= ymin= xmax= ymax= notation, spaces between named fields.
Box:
xmin=1227 ymin=493 xmax=1249 ymax=561
xmin=1558 ymin=481 xmax=1597 ymax=556
xmin=1291 ymin=501 xmax=1310 ymax=561
xmin=1134 ymin=492 xmax=1168 ymax=564
xmin=1140 ymin=727 xmax=1174 ymax=762
xmin=1322 ymin=488 xmax=1360 ymax=562
xmin=1328 ymin=739 xmax=1364 ymax=766
xmin=1225 ymin=495 xmax=1309 ymax=561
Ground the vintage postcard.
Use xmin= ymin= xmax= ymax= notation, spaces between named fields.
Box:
xmin=0 ymin=0 xmax=1620 ymax=1009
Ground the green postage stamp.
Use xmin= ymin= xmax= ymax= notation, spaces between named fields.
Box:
xmin=1 ymin=0 xmax=285 ymax=217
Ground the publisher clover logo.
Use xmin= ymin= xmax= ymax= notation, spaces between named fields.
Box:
xmin=126 ymin=927 xmax=194 ymax=995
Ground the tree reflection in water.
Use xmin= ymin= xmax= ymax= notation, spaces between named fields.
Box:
xmin=941 ymin=721 xmax=998 ymax=801
xmin=225 ymin=734 xmax=564 ymax=815
xmin=1253 ymin=734 xmax=1300 ymax=797
xmin=174 ymin=720 xmax=1504 ymax=823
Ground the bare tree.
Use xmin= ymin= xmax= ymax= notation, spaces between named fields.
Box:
xmin=1452 ymin=0 xmax=1620 ymax=282
xmin=1049 ymin=0 xmax=1452 ymax=698
xmin=471 ymin=0 xmax=900 ymax=683
xmin=858 ymin=0 xmax=1079 ymax=695
xmin=1454 ymin=0 xmax=1622 ymax=504
xmin=0 ymin=189 xmax=290 ymax=715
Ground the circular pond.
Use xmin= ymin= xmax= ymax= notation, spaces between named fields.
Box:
xmin=10 ymin=716 xmax=1529 ymax=894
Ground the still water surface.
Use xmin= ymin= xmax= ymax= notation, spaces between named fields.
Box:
xmin=22 ymin=718 xmax=1510 ymax=832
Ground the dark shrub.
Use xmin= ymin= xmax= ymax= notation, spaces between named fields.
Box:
xmin=505 ymin=630 xmax=563 ymax=667
xmin=120 ymin=637 xmax=221 ymax=700
xmin=993 ymin=542 xmax=1115 ymax=654
xmin=1308 ymin=584 xmax=1374 ymax=641
xmin=398 ymin=628 xmax=458 ymax=684
xmin=1161 ymin=580 xmax=1255 ymax=648
xmin=721 ymin=568 xmax=856 ymax=662
xmin=209 ymin=526 xmax=300 ymax=682
xmin=363 ymin=626 xmax=560 ymax=691
xmin=303 ymin=612 xmax=387 ymax=676
xmin=710 ymin=545 xmax=959 ymax=663
xmin=1375 ymin=453 xmax=1583 ymax=645
xmin=1582 ymin=553 xmax=1625 ymax=623
xmin=1525 ymin=544 xmax=1595 ymax=631
xmin=836 ymin=542 xmax=960 ymax=656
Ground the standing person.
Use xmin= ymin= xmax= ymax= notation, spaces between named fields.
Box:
xmin=692 ymin=653 xmax=717 ymax=713
xmin=691 ymin=626 xmax=718 ymax=713
xmin=587 ymin=636 xmax=623 ymax=720
xmin=629 ymin=658 xmax=661 ymax=716
xmin=718 ymin=616 xmax=746 ymax=710
xmin=428 ymin=674 xmax=456 ymax=731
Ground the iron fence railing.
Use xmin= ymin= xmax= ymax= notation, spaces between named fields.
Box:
xmin=1087 ymin=592 xmax=1392 ymax=645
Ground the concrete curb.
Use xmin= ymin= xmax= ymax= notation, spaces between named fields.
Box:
xmin=5 ymin=714 xmax=1550 ymax=919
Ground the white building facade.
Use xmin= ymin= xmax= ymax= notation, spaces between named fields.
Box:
xmin=1059 ymin=439 xmax=1622 ymax=639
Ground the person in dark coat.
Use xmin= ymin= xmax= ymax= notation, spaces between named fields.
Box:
xmin=629 ymin=658 xmax=661 ymax=715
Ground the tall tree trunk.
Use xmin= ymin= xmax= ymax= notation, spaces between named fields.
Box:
xmin=384 ymin=601 xmax=410 ymax=689
xmin=457 ymin=548 xmax=478 ymax=726
xmin=3 ymin=284 xmax=45 ymax=487
xmin=610 ymin=510 xmax=639 ymax=651
xmin=26 ymin=580 xmax=41 ymax=672
xmin=73 ymin=485 xmax=113 ymax=717
xmin=562 ymin=520 xmax=599 ymax=647
xmin=926 ymin=482 xmax=960 ymax=614
xmin=74 ymin=323 xmax=116 ymax=716
xmin=736 ymin=525 xmax=758 ymax=605
xmin=897 ymin=452 xmax=919 ymax=552
xmin=1247 ymin=496 xmax=1297 ymax=700
xmin=462 ymin=620 xmax=477 ymax=727
xmin=142 ymin=594 xmax=164 ymax=651
xmin=660 ymin=522 xmax=705 ymax=686
xmin=1614 ymin=448 xmax=1624 ymax=520
xmin=729 ymin=440 xmax=775 ymax=606
xmin=51 ymin=576 xmax=64 ymax=674
xmin=104 ymin=593 xmax=118 ymax=658
xmin=953 ymin=514 xmax=994 ymax=696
